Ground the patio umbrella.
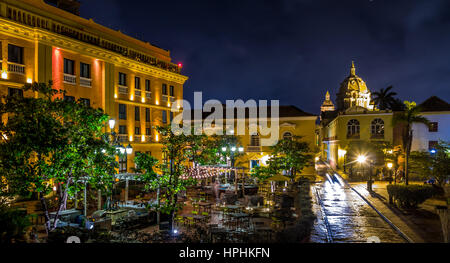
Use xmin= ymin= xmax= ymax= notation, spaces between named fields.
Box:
xmin=268 ymin=174 xmax=290 ymax=182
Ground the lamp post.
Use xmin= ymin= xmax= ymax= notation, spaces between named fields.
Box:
xmin=387 ymin=162 xmax=393 ymax=184
xmin=222 ymin=145 xmax=244 ymax=195
xmin=357 ymin=155 xmax=372 ymax=191
xmin=105 ymin=118 xmax=133 ymax=210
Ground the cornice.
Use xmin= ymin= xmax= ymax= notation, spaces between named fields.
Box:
xmin=0 ymin=18 xmax=189 ymax=84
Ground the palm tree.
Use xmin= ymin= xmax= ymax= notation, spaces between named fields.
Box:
xmin=392 ymin=101 xmax=430 ymax=185
xmin=372 ymin=86 xmax=398 ymax=110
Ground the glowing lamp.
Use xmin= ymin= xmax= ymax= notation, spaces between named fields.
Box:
xmin=1 ymin=71 xmax=7 ymax=79
xmin=141 ymin=97 xmax=145 ymax=103
xmin=141 ymin=135 xmax=145 ymax=142
xmin=387 ymin=163 xmax=393 ymax=169
xmin=430 ymin=149 xmax=437 ymax=154
xmin=155 ymin=134 xmax=159 ymax=142
xmin=238 ymin=147 xmax=244 ymax=152
xmin=53 ymin=186 xmax=57 ymax=191
xmin=357 ymin=155 xmax=367 ymax=164
xmin=315 ymin=157 xmax=320 ymax=162
xmin=155 ymin=101 xmax=159 ymax=105
xmin=221 ymin=147 xmax=227 ymax=152
xmin=114 ymin=94 xmax=118 ymax=99
xmin=130 ymin=95 xmax=134 ymax=101
xmin=178 ymin=63 xmax=183 ymax=68
xmin=119 ymin=147 xmax=126 ymax=155
xmin=27 ymin=78 xmax=33 ymax=84
xmin=108 ymin=119 xmax=116 ymax=130
xmin=126 ymin=144 xmax=133 ymax=155
xmin=129 ymin=136 xmax=133 ymax=142
xmin=231 ymin=147 xmax=236 ymax=152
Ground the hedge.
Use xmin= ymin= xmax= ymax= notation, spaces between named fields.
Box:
xmin=387 ymin=184 xmax=439 ymax=208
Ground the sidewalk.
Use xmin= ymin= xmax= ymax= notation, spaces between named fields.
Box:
xmin=350 ymin=181 xmax=444 ymax=243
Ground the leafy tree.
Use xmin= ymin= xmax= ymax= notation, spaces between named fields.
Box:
xmin=409 ymin=141 xmax=450 ymax=186
xmin=372 ymin=86 xmax=398 ymax=110
xmin=392 ymin=101 xmax=430 ymax=185
xmin=265 ymin=136 xmax=312 ymax=181
xmin=0 ymin=82 xmax=117 ymax=232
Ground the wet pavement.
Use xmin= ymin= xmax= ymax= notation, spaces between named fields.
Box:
xmin=310 ymin=163 xmax=406 ymax=243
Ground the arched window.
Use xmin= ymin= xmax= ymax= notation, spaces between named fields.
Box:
xmin=347 ymin=119 xmax=360 ymax=137
xmin=283 ymin=132 xmax=293 ymax=140
xmin=371 ymin=118 xmax=385 ymax=137
xmin=250 ymin=133 xmax=260 ymax=146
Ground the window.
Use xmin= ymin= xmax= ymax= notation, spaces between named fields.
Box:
xmin=119 ymin=125 xmax=127 ymax=134
xmin=8 ymin=88 xmax=23 ymax=98
xmin=371 ymin=118 xmax=384 ymax=137
xmin=8 ymin=44 xmax=24 ymax=64
xmin=170 ymin=85 xmax=174 ymax=96
xmin=135 ymin=127 xmax=141 ymax=135
xmin=170 ymin=111 xmax=173 ymax=122
xmin=347 ymin=119 xmax=360 ymax=136
xmin=80 ymin=98 xmax=90 ymax=107
xmin=135 ymin=106 xmax=140 ymax=121
xmin=162 ymin=110 xmax=167 ymax=124
xmin=145 ymin=108 xmax=150 ymax=122
xmin=250 ymin=133 xmax=261 ymax=146
xmin=119 ymin=104 xmax=127 ymax=120
xmin=162 ymin=84 xmax=168 ymax=95
xmin=135 ymin=77 xmax=141 ymax=90
xmin=119 ymin=72 xmax=127 ymax=86
xmin=64 ymin=58 xmax=75 ymax=75
xmin=145 ymin=80 xmax=151 ymax=91
xmin=250 ymin=160 xmax=260 ymax=169
xmin=283 ymin=132 xmax=293 ymax=140
xmin=146 ymin=128 xmax=151 ymax=136
xmin=80 ymin=63 xmax=91 ymax=78
xmin=64 ymin=95 xmax=75 ymax=102
xmin=429 ymin=122 xmax=438 ymax=132
xmin=119 ymin=157 xmax=127 ymax=173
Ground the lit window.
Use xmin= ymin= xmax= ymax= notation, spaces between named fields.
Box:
xmin=429 ymin=122 xmax=438 ymax=132
xmin=64 ymin=58 xmax=75 ymax=75
xmin=371 ymin=118 xmax=384 ymax=137
xmin=347 ymin=119 xmax=360 ymax=136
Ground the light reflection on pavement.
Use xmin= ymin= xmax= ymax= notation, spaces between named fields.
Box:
xmin=310 ymin=162 xmax=406 ymax=243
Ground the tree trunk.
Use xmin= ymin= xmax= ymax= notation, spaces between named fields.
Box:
xmin=39 ymin=195 xmax=51 ymax=234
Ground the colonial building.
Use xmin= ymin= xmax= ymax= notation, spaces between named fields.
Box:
xmin=319 ymin=62 xmax=394 ymax=170
xmin=190 ymin=105 xmax=318 ymax=177
xmin=0 ymin=0 xmax=188 ymax=172
xmin=411 ymin=96 xmax=450 ymax=152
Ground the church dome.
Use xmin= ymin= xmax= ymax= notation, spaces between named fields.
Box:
xmin=338 ymin=61 xmax=369 ymax=94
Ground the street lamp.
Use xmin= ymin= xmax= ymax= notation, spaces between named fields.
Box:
xmin=357 ymin=155 xmax=367 ymax=164
xmin=387 ymin=162 xmax=394 ymax=185
xmin=109 ymin=118 xmax=116 ymax=130
xmin=357 ymin=155 xmax=373 ymax=191
xmin=126 ymin=144 xmax=133 ymax=155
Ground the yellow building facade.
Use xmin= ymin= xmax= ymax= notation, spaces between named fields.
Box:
xmin=320 ymin=62 xmax=394 ymax=170
xmin=0 ymin=0 xmax=188 ymax=172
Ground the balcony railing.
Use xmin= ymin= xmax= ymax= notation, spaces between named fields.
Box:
xmin=162 ymin=95 xmax=168 ymax=102
xmin=347 ymin=133 xmax=360 ymax=139
xmin=135 ymin=90 xmax=141 ymax=97
xmin=247 ymin=145 xmax=262 ymax=152
xmin=7 ymin=62 xmax=25 ymax=75
xmin=371 ymin=134 xmax=385 ymax=140
xmin=118 ymin=134 xmax=128 ymax=143
xmin=118 ymin=85 xmax=128 ymax=94
xmin=80 ymin=77 xmax=92 ymax=87
xmin=145 ymin=91 xmax=152 ymax=99
xmin=63 ymin=74 xmax=76 ymax=85
xmin=170 ymin=96 xmax=175 ymax=103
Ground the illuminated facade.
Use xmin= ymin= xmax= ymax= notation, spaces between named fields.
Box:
xmin=0 ymin=0 xmax=188 ymax=172
xmin=320 ymin=62 xmax=394 ymax=170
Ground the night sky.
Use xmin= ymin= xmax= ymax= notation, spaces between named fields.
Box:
xmin=80 ymin=0 xmax=450 ymax=114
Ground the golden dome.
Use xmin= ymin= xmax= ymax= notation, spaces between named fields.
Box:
xmin=339 ymin=61 xmax=369 ymax=94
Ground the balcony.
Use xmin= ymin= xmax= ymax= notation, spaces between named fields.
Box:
xmin=162 ymin=95 xmax=168 ymax=102
xmin=247 ymin=145 xmax=262 ymax=152
xmin=7 ymin=62 xmax=25 ymax=75
xmin=80 ymin=77 xmax=92 ymax=87
xmin=371 ymin=134 xmax=385 ymax=140
xmin=145 ymin=91 xmax=152 ymax=99
xmin=347 ymin=133 xmax=360 ymax=140
xmin=118 ymin=134 xmax=128 ymax=143
xmin=135 ymin=90 xmax=142 ymax=97
xmin=118 ymin=85 xmax=128 ymax=94
xmin=170 ymin=96 xmax=175 ymax=103
xmin=63 ymin=74 xmax=76 ymax=85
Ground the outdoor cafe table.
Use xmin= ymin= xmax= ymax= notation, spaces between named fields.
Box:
xmin=198 ymin=202 xmax=212 ymax=212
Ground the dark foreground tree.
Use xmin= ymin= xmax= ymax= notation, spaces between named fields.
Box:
xmin=372 ymin=86 xmax=398 ymax=110
xmin=0 ymin=82 xmax=117 ymax=232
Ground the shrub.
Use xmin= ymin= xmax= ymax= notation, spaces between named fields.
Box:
xmin=387 ymin=184 xmax=439 ymax=208
xmin=0 ymin=205 xmax=31 ymax=243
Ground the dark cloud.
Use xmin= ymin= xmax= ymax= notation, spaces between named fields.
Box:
xmin=80 ymin=0 xmax=450 ymax=114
